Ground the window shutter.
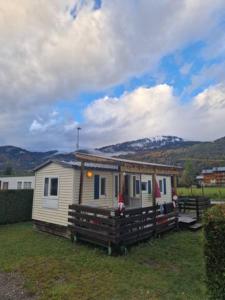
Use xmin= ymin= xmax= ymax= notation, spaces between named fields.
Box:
xmin=94 ymin=175 xmax=100 ymax=199
xmin=163 ymin=178 xmax=167 ymax=194
xmin=159 ymin=180 xmax=163 ymax=193
xmin=136 ymin=180 xmax=140 ymax=194
xmin=148 ymin=180 xmax=151 ymax=194
xmin=133 ymin=176 xmax=136 ymax=196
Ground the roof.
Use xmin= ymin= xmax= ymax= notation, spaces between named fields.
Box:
xmin=202 ymin=167 xmax=225 ymax=174
xmin=75 ymin=152 xmax=182 ymax=169
xmin=0 ymin=174 xmax=34 ymax=178
xmin=33 ymin=159 xmax=119 ymax=172
xmin=75 ymin=152 xmax=182 ymax=176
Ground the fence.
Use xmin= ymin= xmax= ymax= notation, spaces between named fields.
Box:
xmin=0 ymin=190 xmax=33 ymax=224
xmin=68 ymin=203 xmax=178 ymax=254
xmin=178 ymin=196 xmax=211 ymax=220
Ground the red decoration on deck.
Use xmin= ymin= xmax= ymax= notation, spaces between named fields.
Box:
xmin=154 ymin=179 xmax=161 ymax=198
xmin=118 ymin=193 xmax=125 ymax=211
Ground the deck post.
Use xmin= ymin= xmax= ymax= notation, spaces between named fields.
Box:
xmin=173 ymin=175 xmax=178 ymax=195
xmin=196 ymin=198 xmax=200 ymax=221
xmin=152 ymin=172 xmax=157 ymax=207
xmin=119 ymin=169 xmax=125 ymax=196
xmin=78 ymin=161 xmax=84 ymax=205
xmin=152 ymin=171 xmax=157 ymax=234
xmin=140 ymin=174 xmax=142 ymax=207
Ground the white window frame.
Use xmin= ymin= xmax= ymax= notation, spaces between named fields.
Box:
xmin=43 ymin=176 xmax=59 ymax=209
xmin=24 ymin=182 xmax=32 ymax=189
xmin=3 ymin=182 xmax=8 ymax=190
xmin=100 ymin=176 xmax=107 ymax=198
xmin=17 ymin=181 xmax=22 ymax=190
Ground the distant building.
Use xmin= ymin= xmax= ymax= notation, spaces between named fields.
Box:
xmin=0 ymin=176 xmax=35 ymax=190
xmin=196 ymin=167 xmax=225 ymax=186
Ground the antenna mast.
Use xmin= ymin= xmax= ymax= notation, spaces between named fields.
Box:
xmin=76 ymin=127 xmax=82 ymax=150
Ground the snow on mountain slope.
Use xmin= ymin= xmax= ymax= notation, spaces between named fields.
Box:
xmin=97 ymin=136 xmax=188 ymax=154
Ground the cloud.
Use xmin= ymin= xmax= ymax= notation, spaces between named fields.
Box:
xmin=82 ymin=83 xmax=225 ymax=147
xmin=0 ymin=0 xmax=224 ymax=111
xmin=0 ymin=1 xmax=224 ymax=150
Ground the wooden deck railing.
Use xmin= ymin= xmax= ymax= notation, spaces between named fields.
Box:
xmin=68 ymin=203 xmax=178 ymax=254
xmin=178 ymin=196 xmax=211 ymax=220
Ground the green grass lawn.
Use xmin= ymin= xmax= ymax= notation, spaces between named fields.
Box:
xmin=0 ymin=223 xmax=207 ymax=300
xmin=177 ymin=186 xmax=225 ymax=200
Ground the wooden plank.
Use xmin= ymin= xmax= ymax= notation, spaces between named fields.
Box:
xmin=69 ymin=204 xmax=114 ymax=216
xmin=78 ymin=162 xmax=84 ymax=205
xmin=68 ymin=212 xmax=115 ymax=225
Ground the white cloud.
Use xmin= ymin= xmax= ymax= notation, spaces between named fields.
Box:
xmin=0 ymin=1 xmax=224 ymax=150
xmin=82 ymin=83 xmax=225 ymax=147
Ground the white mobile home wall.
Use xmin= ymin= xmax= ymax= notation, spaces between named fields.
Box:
xmin=0 ymin=176 xmax=35 ymax=190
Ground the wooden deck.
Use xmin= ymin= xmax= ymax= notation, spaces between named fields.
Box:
xmin=68 ymin=203 xmax=178 ymax=255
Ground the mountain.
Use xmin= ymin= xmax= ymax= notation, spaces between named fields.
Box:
xmin=0 ymin=135 xmax=225 ymax=175
xmin=97 ymin=136 xmax=200 ymax=154
xmin=119 ymin=136 xmax=225 ymax=174
xmin=0 ymin=146 xmax=75 ymax=174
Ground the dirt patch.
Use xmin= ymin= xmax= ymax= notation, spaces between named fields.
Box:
xmin=0 ymin=272 xmax=36 ymax=300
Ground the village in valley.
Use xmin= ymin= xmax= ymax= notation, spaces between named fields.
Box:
xmin=0 ymin=1 xmax=225 ymax=300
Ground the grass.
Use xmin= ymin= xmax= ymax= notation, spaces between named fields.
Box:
xmin=0 ymin=222 xmax=207 ymax=300
xmin=177 ymin=186 xmax=225 ymax=200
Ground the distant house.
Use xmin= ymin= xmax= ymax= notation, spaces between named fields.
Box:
xmin=196 ymin=167 xmax=225 ymax=186
xmin=0 ymin=176 xmax=35 ymax=190
xmin=32 ymin=153 xmax=182 ymax=237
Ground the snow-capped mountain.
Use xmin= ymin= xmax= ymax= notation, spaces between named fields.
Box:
xmin=97 ymin=136 xmax=194 ymax=154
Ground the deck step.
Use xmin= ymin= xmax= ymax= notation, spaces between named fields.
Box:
xmin=178 ymin=215 xmax=196 ymax=225
xmin=189 ymin=223 xmax=202 ymax=231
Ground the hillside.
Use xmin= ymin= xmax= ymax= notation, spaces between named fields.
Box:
xmin=0 ymin=146 xmax=75 ymax=174
xmin=120 ymin=137 xmax=225 ymax=173
xmin=0 ymin=136 xmax=225 ymax=174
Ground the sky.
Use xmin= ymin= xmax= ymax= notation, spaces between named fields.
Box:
xmin=0 ymin=0 xmax=225 ymax=151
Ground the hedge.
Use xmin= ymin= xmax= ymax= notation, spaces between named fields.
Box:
xmin=204 ymin=204 xmax=225 ymax=299
xmin=0 ymin=190 xmax=33 ymax=224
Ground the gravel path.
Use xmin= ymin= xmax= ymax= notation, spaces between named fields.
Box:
xmin=0 ymin=272 xmax=36 ymax=300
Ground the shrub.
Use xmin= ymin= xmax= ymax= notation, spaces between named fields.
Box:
xmin=0 ymin=190 xmax=33 ymax=224
xmin=204 ymin=205 xmax=225 ymax=299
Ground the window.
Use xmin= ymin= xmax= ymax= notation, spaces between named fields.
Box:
xmin=3 ymin=182 xmax=8 ymax=190
xmin=163 ymin=178 xmax=167 ymax=195
xmin=24 ymin=182 xmax=32 ymax=189
xmin=114 ymin=175 xmax=118 ymax=198
xmin=148 ymin=180 xmax=152 ymax=194
xmin=50 ymin=178 xmax=58 ymax=196
xmin=100 ymin=177 xmax=106 ymax=196
xmin=43 ymin=177 xmax=58 ymax=197
xmin=17 ymin=181 xmax=22 ymax=189
xmin=141 ymin=182 xmax=147 ymax=191
xmin=43 ymin=177 xmax=59 ymax=209
xmin=94 ymin=175 xmax=106 ymax=199
xmin=159 ymin=180 xmax=163 ymax=193
xmin=44 ymin=178 xmax=49 ymax=196
xmin=136 ymin=179 xmax=140 ymax=194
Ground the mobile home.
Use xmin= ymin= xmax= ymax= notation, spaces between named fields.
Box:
xmin=0 ymin=175 xmax=35 ymax=190
xmin=32 ymin=153 xmax=182 ymax=237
